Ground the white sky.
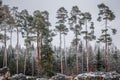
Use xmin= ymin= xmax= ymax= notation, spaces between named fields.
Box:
xmin=3 ymin=0 xmax=120 ymax=49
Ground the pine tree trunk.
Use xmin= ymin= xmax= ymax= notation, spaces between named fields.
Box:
xmin=105 ymin=19 xmax=109 ymax=72
xmin=60 ymin=32 xmax=63 ymax=73
xmin=81 ymin=42 xmax=83 ymax=73
xmin=16 ymin=27 xmax=19 ymax=74
xmin=86 ymin=21 xmax=89 ymax=72
xmin=24 ymin=49 xmax=27 ymax=74
xmin=68 ymin=46 xmax=72 ymax=75
xmin=64 ymin=34 xmax=67 ymax=74
xmin=24 ymin=43 xmax=27 ymax=74
xmin=32 ymin=56 xmax=34 ymax=76
xmin=75 ymin=30 xmax=78 ymax=74
xmin=10 ymin=26 xmax=13 ymax=57
xmin=37 ymin=33 xmax=41 ymax=75
xmin=24 ymin=33 xmax=29 ymax=74
xmin=40 ymin=35 xmax=43 ymax=47
xmin=3 ymin=26 xmax=7 ymax=67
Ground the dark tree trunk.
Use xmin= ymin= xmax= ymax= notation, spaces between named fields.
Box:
xmin=3 ymin=26 xmax=7 ymax=67
xmin=10 ymin=26 xmax=13 ymax=58
xmin=16 ymin=27 xmax=19 ymax=74
xmin=75 ymin=29 xmax=78 ymax=74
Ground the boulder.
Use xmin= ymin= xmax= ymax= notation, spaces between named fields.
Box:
xmin=74 ymin=71 xmax=120 ymax=80
xmin=11 ymin=73 xmax=27 ymax=80
xmin=51 ymin=73 xmax=72 ymax=80
xmin=0 ymin=76 xmax=5 ymax=80
xmin=26 ymin=76 xmax=36 ymax=80
xmin=36 ymin=78 xmax=48 ymax=80
xmin=51 ymin=73 xmax=66 ymax=80
xmin=0 ymin=67 xmax=10 ymax=79
xmin=0 ymin=67 xmax=10 ymax=75
xmin=66 ymin=76 xmax=73 ymax=80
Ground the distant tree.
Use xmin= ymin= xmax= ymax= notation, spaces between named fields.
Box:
xmin=97 ymin=3 xmax=116 ymax=72
xmin=7 ymin=45 xmax=16 ymax=74
xmin=110 ymin=46 xmax=119 ymax=72
xmin=67 ymin=52 xmax=76 ymax=75
xmin=79 ymin=41 xmax=84 ymax=73
xmin=41 ymin=44 xmax=54 ymax=77
xmin=55 ymin=7 xmax=68 ymax=74
xmin=96 ymin=47 xmax=102 ymax=71
xmin=88 ymin=44 xmax=95 ymax=72
xmin=0 ymin=46 xmax=4 ymax=67
xmin=30 ymin=44 xmax=36 ymax=76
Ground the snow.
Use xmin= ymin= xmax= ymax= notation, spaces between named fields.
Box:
xmin=74 ymin=71 xmax=120 ymax=80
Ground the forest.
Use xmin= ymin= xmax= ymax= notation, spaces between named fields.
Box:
xmin=0 ymin=0 xmax=120 ymax=79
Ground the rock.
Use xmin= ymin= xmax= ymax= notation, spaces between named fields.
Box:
xmin=66 ymin=76 xmax=73 ymax=80
xmin=51 ymin=73 xmax=66 ymax=80
xmin=36 ymin=78 xmax=48 ymax=80
xmin=26 ymin=76 xmax=36 ymax=80
xmin=0 ymin=67 xmax=10 ymax=75
xmin=0 ymin=67 xmax=10 ymax=79
xmin=11 ymin=73 xmax=27 ymax=80
xmin=74 ymin=71 xmax=120 ymax=80
xmin=51 ymin=73 xmax=71 ymax=80
xmin=5 ymin=71 xmax=10 ymax=78
xmin=0 ymin=76 xmax=5 ymax=80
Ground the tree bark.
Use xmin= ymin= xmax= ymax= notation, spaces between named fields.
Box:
xmin=60 ymin=32 xmax=63 ymax=73
xmin=85 ymin=21 xmax=89 ymax=72
xmin=24 ymin=33 xmax=29 ymax=74
xmin=16 ymin=27 xmax=19 ymax=74
xmin=75 ymin=29 xmax=78 ymax=74
xmin=3 ymin=26 xmax=7 ymax=67
xmin=32 ymin=56 xmax=34 ymax=76
xmin=10 ymin=26 xmax=13 ymax=57
xmin=24 ymin=48 xmax=27 ymax=74
xmin=105 ymin=19 xmax=109 ymax=72
xmin=37 ymin=33 xmax=41 ymax=75
xmin=81 ymin=42 xmax=83 ymax=73
xmin=64 ymin=34 xmax=67 ymax=74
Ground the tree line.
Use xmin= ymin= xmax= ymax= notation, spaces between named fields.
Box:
xmin=0 ymin=0 xmax=119 ymax=77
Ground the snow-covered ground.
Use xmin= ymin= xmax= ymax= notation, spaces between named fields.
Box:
xmin=74 ymin=71 xmax=120 ymax=80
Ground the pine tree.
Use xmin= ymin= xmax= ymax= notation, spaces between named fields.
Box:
xmin=55 ymin=7 xmax=68 ymax=74
xmin=32 ymin=10 xmax=46 ymax=75
xmin=69 ymin=6 xmax=82 ymax=74
xmin=11 ymin=6 xmax=23 ymax=74
xmin=0 ymin=5 xmax=12 ymax=67
xmin=96 ymin=47 xmax=102 ymax=71
xmin=41 ymin=10 xmax=55 ymax=76
xmin=81 ymin=12 xmax=96 ymax=72
xmin=97 ymin=3 xmax=116 ymax=72
xmin=0 ymin=0 xmax=4 ymax=24
xmin=20 ymin=9 xmax=33 ymax=74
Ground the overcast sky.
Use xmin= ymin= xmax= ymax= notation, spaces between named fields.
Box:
xmin=3 ymin=0 xmax=120 ymax=49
